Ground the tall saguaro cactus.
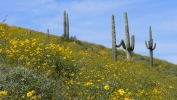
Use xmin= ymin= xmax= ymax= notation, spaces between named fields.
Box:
xmin=63 ymin=10 xmax=66 ymax=37
xmin=117 ymin=12 xmax=135 ymax=60
xmin=66 ymin=14 xmax=69 ymax=38
xmin=63 ymin=10 xmax=69 ymax=38
xmin=145 ymin=26 xmax=156 ymax=66
xmin=112 ymin=14 xmax=117 ymax=61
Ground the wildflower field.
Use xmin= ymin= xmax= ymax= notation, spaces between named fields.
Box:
xmin=0 ymin=23 xmax=177 ymax=100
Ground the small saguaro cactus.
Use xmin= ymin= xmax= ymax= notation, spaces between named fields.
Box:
xmin=117 ymin=12 xmax=135 ymax=60
xmin=46 ymin=29 xmax=50 ymax=39
xmin=63 ymin=10 xmax=69 ymax=38
xmin=74 ymin=35 xmax=76 ymax=44
xmin=145 ymin=26 xmax=156 ymax=66
xmin=26 ymin=28 xmax=30 ymax=34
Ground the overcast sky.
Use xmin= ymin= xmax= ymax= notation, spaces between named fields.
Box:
xmin=0 ymin=0 xmax=177 ymax=64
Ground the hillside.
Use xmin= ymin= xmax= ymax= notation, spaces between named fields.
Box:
xmin=0 ymin=23 xmax=177 ymax=100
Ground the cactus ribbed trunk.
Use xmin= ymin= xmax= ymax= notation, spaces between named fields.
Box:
xmin=66 ymin=14 xmax=69 ymax=38
xmin=63 ymin=10 xmax=67 ymax=37
xmin=46 ymin=29 xmax=49 ymax=39
xmin=125 ymin=12 xmax=130 ymax=49
xmin=74 ymin=36 xmax=76 ymax=44
xmin=150 ymin=49 xmax=153 ymax=66
xmin=112 ymin=14 xmax=117 ymax=61
xmin=63 ymin=11 xmax=69 ymax=38
xmin=126 ymin=50 xmax=132 ymax=59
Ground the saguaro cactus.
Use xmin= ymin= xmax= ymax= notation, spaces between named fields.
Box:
xmin=117 ymin=12 xmax=135 ymax=60
xmin=63 ymin=10 xmax=67 ymax=37
xmin=66 ymin=14 xmax=69 ymax=38
xmin=46 ymin=29 xmax=50 ymax=39
xmin=112 ymin=14 xmax=117 ymax=61
xmin=63 ymin=10 xmax=69 ymax=38
xmin=145 ymin=26 xmax=156 ymax=66
xmin=74 ymin=35 xmax=76 ymax=44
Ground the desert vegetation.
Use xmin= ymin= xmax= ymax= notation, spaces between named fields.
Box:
xmin=0 ymin=23 xmax=177 ymax=100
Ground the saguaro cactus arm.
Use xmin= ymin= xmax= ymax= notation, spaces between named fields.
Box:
xmin=152 ymin=43 xmax=156 ymax=50
xmin=118 ymin=35 xmax=134 ymax=51
xmin=145 ymin=41 xmax=150 ymax=49
xmin=145 ymin=35 xmax=156 ymax=50
xmin=116 ymin=40 xmax=126 ymax=49
xmin=130 ymin=35 xmax=135 ymax=51
xmin=149 ymin=39 xmax=156 ymax=50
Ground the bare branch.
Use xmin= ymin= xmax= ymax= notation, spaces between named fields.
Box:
xmin=1 ymin=15 xmax=8 ymax=24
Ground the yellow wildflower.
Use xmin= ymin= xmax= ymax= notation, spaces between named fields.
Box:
xmin=63 ymin=57 xmax=66 ymax=59
xmin=104 ymin=84 xmax=110 ymax=90
xmin=169 ymin=85 xmax=174 ymax=89
xmin=27 ymin=62 xmax=31 ymax=66
xmin=47 ymin=70 xmax=52 ymax=76
xmin=38 ymin=95 xmax=41 ymax=98
xmin=46 ymin=54 xmax=50 ymax=57
xmin=27 ymin=90 xmax=35 ymax=97
xmin=0 ymin=90 xmax=7 ymax=95
xmin=84 ymin=81 xmax=93 ymax=86
xmin=25 ymin=39 xmax=30 ymax=43
xmin=19 ymin=55 xmax=25 ymax=60
xmin=97 ymin=80 xmax=101 ymax=82
xmin=0 ymin=49 xmax=3 ymax=53
xmin=70 ymin=79 xmax=74 ymax=84
xmin=70 ymin=73 xmax=74 ymax=76
xmin=31 ymin=95 xmax=37 ymax=99
xmin=125 ymin=98 xmax=134 ymax=100
xmin=118 ymin=89 xmax=125 ymax=95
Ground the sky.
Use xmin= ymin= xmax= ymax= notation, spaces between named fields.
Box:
xmin=0 ymin=0 xmax=177 ymax=64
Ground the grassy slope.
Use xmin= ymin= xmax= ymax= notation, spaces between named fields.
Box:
xmin=0 ymin=23 xmax=177 ymax=100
